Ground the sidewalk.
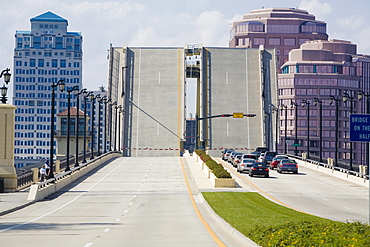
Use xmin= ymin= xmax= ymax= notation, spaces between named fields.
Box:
xmin=0 ymin=189 xmax=33 ymax=216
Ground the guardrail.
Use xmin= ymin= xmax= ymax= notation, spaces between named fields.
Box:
xmin=287 ymin=153 xmax=369 ymax=181
xmin=16 ymin=150 xmax=103 ymax=190
xmin=27 ymin=151 xmax=122 ymax=201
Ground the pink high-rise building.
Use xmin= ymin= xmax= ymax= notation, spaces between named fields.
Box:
xmin=229 ymin=8 xmax=328 ymax=70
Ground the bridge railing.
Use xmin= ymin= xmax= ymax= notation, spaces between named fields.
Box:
xmin=15 ymin=150 xmax=103 ymax=190
xmin=287 ymin=153 xmax=369 ymax=180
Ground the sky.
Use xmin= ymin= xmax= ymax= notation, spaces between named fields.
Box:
xmin=1 ymin=0 xmax=370 ymax=96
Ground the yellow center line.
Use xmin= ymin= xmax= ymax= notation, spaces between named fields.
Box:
xmin=216 ymin=158 xmax=310 ymax=215
xmin=180 ymin=157 xmax=226 ymax=247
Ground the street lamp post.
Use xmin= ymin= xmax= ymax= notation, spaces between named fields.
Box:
xmin=83 ymin=91 xmax=93 ymax=163
xmin=97 ymin=96 xmax=104 ymax=156
xmin=48 ymin=79 xmax=66 ymax=179
xmin=74 ymin=88 xmax=87 ymax=167
xmin=301 ymin=99 xmax=310 ymax=159
xmin=103 ymin=99 xmax=111 ymax=153
xmin=271 ymin=106 xmax=279 ymax=152
xmin=343 ymin=92 xmax=354 ymax=170
xmin=290 ymin=100 xmax=299 ymax=156
xmin=65 ymin=85 xmax=79 ymax=172
xmin=110 ymin=101 xmax=117 ymax=151
xmin=330 ymin=95 xmax=340 ymax=167
xmin=89 ymin=94 xmax=101 ymax=160
xmin=358 ymin=90 xmax=370 ymax=175
xmin=314 ymin=98 xmax=323 ymax=162
xmin=117 ymin=105 xmax=123 ymax=153
xmin=280 ymin=104 xmax=288 ymax=154
xmin=0 ymin=68 xmax=11 ymax=104
xmin=114 ymin=105 xmax=120 ymax=151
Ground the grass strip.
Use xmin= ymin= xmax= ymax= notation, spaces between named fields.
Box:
xmin=202 ymin=192 xmax=370 ymax=246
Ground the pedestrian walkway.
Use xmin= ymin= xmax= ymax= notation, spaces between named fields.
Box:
xmin=0 ymin=189 xmax=33 ymax=216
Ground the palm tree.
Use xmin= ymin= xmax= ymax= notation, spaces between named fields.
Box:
xmin=98 ymin=85 xmax=105 ymax=92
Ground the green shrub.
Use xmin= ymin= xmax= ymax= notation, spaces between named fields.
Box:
xmin=195 ymin=149 xmax=232 ymax=178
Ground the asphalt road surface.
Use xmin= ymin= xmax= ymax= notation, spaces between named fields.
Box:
xmin=0 ymin=157 xmax=220 ymax=247
xmin=219 ymin=158 xmax=369 ymax=223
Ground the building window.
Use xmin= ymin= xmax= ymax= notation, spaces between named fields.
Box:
xmin=52 ymin=59 xmax=58 ymax=68
xmin=38 ymin=59 xmax=44 ymax=67
xmin=268 ymin=38 xmax=280 ymax=46
xmin=284 ymin=38 xmax=296 ymax=46
xmin=253 ymin=38 xmax=265 ymax=46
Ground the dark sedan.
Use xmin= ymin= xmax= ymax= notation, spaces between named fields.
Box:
xmin=277 ymin=159 xmax=298 ymax=174
xmin=249 ymin=162 xmax=269 ymax=178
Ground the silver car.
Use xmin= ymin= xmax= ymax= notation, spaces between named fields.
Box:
xmin=237 ymin=158 xmax=256 ymax=173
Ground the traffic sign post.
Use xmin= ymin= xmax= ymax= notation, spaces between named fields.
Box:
xmin=349 ymin=114 xmax=370 ymax=224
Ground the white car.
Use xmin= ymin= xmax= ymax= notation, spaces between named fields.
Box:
xmin=237 ymin=158 xmax=256 ymax=173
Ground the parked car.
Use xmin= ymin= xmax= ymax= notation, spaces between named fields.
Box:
xmin=270 ymin=155 xmax=289 ymax=169
xmin=237 ymin=158 xmax=255 ymax=173
xmin=249 ymin=162 xmax=269 ymax=177
xmin=242 ymin=153 xmax=259 ymax=161
xmin=232 ymin=153 xmax=244 ymax=167
xmin=228 ymin=151 xmax=240 ymax=163
xmin=277 ymin=159 xmax=298 ymax=174
xmin=259 ymin=151 xmax=278 ymax=164
xmin=255 ymin=147 xmax=269 ymax=153
xmin=222 ymin=149 xmax=234 ymax=161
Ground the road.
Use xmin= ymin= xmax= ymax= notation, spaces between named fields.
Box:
xmin=218 ymin=158 xmax=369 ymax=223
xmin=0 ymin=157 xmax=221 ymax=247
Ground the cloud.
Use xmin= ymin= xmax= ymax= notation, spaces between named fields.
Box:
xmin=196 ymin=10 xmax=229 ymax=46
xmin=299 ymin=0 xmax=333 ymax=19
xmin=336 ymin=15 xmax=365 ymax=30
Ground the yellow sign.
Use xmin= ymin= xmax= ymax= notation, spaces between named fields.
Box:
xmin=233 ymin=112 xmax=244 ymax=118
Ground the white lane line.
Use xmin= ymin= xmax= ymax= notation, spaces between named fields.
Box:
xmin=343 ymin=206 xmax=350 ymax=210
xmin=0 ymin=158 xmax=131 ymax=233
xmin=133 ymin=195 xmax=137 ymax=198
xmin=83 ymin=243 xmax=93 ymax=247
xmin=103 ymin=228 xmax=110 ymax=233
xmin=321 ymin=198 xmax=328 ymax=201
xmin=124 ymin=210 xmax=128 ymax=213
xmin=116 ymin=218 xmax=121 ymax=222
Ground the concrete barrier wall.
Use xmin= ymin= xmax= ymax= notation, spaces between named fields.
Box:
xmin=296 ymin=159 xmax=369 ymax=188
xmin=27 ymin=152 xmax=122 ymax=202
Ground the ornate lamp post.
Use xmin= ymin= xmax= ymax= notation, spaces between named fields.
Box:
xmin=330 ymin=95 xmax=340 ymax=167
xmin=0 ymin=68 xmax=11 ymax=104
xmin=117 ymin=105 xmax=123 ymax=153
xmin=114 ymin=105 xmax=120 ymax=151
xmin=343 ymin=92 xmax=354 ymax=170
xmin=65 ymin=85 xmax=79 ymax=172
xmin=290 ymin=100 xmax=299 ymax=156
xmin=109 ymin=101 xmax=117 ymax=151
xmin=314 ymin=98 xmax=323 ymax=162
xmin=89 ymin=94 xmax=101 ymax=160
xmin=301 ymin=99 xmax=310 ymax=159
xmin=74 ymin=88 xmax=87 ymax=167
xmin=83 ymin=91 xmax=93 ymax=163
xmin=48 ymin=79 xmax=66 ymax=179
xmin=103 ymin=98 xmax=111 ymax=153
xmin=97 ymin=96 xmax=104 ymax=156
xmin=271 ymin=106 xmax=279 ymax=152
xmin=280 ymin=104 xmax=288 ymax=154
xmin=358 ymin=90 xmax=370 ymax=175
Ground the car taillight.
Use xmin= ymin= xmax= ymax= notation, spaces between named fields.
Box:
xmin=280 ymin=164 xmax=284 ymax=167
xmin=236 ymin=160 xmax=240 ymax=163
xmin=265 ymin=168 xmax=269 ymax=171
xmin=296 ymin=164 xmax=298 ymax=168
xmin=252 ymin=168 xmax=257 ymax=170
xmin=241 ymin=164 xmax=245 ymax=167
